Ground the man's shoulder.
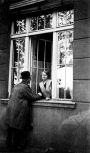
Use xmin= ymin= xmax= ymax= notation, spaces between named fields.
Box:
xmin=14 ymin=82 xmax=28 ymax=91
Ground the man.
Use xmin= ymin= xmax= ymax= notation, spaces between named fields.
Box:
xmin=5 ymin=71 xmax=42 ymax=152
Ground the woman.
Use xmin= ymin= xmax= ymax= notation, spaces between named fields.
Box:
xmin=39 ymin=70 xmax=52 ymax=100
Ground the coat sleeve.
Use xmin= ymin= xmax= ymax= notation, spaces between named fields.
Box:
xmin=23 ymin=85 xmax=41 ymax=101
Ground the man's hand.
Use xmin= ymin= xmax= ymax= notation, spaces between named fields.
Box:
xmin=38 ymin=92 xmax=42 ymax=96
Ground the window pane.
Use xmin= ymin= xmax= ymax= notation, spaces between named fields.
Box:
xmin=58 ymin=11 xmax=67 ymax=27
xmin=14 ymin=19 xmax=26 ymax=34
xmin=31 ymin=17 xmax=37 ymax=31
xmin=46 ymin=41 xmax=52 ymax=63
xmin=58 ymin=31 xmax=66 ymax=65
xmin=38 ymin=15 xmax=45 ymax=29
xmin=66 ymin=31 xmax=73 ymax=64
xmin=57 ymin=65 xmax=73 ymax=99
xmin=13 ymin=39 xmax=25 ymax=85
xmin=67 ymin=10 xmax=74 ymax=25
xmin=31 ymin=37 xmax=37 ymax=62
xmin=38 ymin=40 xmax=45 ymax=62
xmin=58 ymin=30 xmax=73 ymax=65
xmin=57 ymin=65 xmax=65 ymax=98
xmin=45 ymin=14 xmax=52 ymax=28
xmin=66 ymin=65 xmax=73 ymax=99
xmin=58 ymin=9 xmax=74 ymax=27
xmin=57 ymin=30 xmax=73 ymax=99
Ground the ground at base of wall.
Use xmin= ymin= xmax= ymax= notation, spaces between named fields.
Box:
xmin=0 ymin=146 xmax=59 ymax=153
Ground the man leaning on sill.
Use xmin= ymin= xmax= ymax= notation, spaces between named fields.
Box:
xmin=5 ymin=71 xmax=42 ymax=152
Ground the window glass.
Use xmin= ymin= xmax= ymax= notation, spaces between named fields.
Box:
xmin=58 ymin=9 xmax=74 ymax=27
xmin=13 ymin=39 xmax=25 ymax=85
xmin=45 ymin=14 xmax=52 ymax=28
xmin=31 ymin=17 xmax=37 ymax=31
xmin=38 ymin=40 xmax=45 ymax=61
xmin=31 ymin=13 xmax=52 ymax=31
xmin=46 ymin=41 xmax=52 ymax=63
xmin=57 ymin=30 xmax=73 ymax=99
xmin=14 ymin=19 xmax=26 ymax=34
xmin=38 ymin=15 xmax=45 ymax=29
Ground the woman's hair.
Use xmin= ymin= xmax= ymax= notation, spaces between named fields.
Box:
xmin=42 ymin=70 xmax=50 ymax=78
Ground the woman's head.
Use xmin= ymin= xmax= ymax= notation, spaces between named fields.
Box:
xmin=42 ymin=70 xmax=50 ymax=81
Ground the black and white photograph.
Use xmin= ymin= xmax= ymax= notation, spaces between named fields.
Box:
xmin=0 ymin=0 xmax=89 ymax=153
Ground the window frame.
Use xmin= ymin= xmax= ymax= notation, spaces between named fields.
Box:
xmin=8 ymin=10 xmax=74 ymax=100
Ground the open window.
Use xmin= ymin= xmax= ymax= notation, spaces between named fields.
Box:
xmin=30 ymin=34 xmax=52 ymax=94
xmin=9 ymin=8 xmax=74 ymax=100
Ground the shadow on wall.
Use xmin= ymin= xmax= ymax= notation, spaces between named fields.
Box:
xmin=58 ymin=110 xmax=90 ymax=153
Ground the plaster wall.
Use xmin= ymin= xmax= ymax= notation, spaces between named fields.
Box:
xmin=28 ymin=102 xmax=90 ymax=153
xmin=0 ymin=3 xmax=10 ymax=98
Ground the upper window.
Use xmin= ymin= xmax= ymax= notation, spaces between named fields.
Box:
xmin=31 ymin=13 xmax=52 ymax=31
xmin=9 ymin=8 xmax=74 ymax=100
xmin=14 ymin=19 xmax=26 ymax=34
xmin=58 ymin=10 xmax=74 ymax=27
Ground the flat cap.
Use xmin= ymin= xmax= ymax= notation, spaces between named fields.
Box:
xmin=21 ymin=71 xmax=30 ymax=79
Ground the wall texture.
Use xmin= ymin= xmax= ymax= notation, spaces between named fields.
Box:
xmin=73 ymin=0 xmax=90 ymax=102
xmin=0 ymin=2 xmax=10 ymax=98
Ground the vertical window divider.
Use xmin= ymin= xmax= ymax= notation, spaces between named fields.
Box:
xmin=8 ymin=40 xmax=14 ymax=97
xmin=17 ymin=47 xmax=19 ymax=82
xmin=44 ymin=40 xmax=46 ymax=70
xmin=64 ymin=31 xmax=67 ymax=99
xmin=11 ymin=21 xmax=14 ymax=35
xmin=52 ymin=32 xmax=57 ymax=99
xmin=37 ymin=16 xmax=38 ymax=30
xmin=52 ymin=11 xmax=57 ymax=99
xmin=44 ymin=14 xmax=46 ymax=29
xmin=52 ymin=11 xmax=57 ymax=28
xmin=24 ymin=17 xmax=30 ymax=71
xmin=24 ymin=37 xmax=29 ymax=71
xmin=26 ymin=17 xmax=30 ymax=33
xmin=36 ymin=39 xmax=39 ymax=93
xmin=29 ymin=37 xmax=32 ymax=88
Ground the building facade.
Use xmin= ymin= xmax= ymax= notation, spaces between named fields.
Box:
xmin=0 ymin=0 xmax=90 ymax=152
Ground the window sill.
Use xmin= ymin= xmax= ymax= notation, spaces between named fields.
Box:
xmin=0 ymin=99 xmax=76 ymax=109
xmin=0 ymin=99 xmax=9 ymax=104
xmin=33 ymin=99 xmax=76 ymax=109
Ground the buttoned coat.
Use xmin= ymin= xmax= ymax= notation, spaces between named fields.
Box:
xmin=5 ymin=81 xmax=41 ymax=129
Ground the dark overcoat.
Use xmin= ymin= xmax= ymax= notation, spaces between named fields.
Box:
xmin=5 ymin=81 xmax=41 ymax=129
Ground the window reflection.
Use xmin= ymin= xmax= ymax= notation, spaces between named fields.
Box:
xmin=58 ymin=9 xmax=74 ymax=27
xmin=38 ymin=15 xmax=45 ymax=29
xmin=58 ymin=31 xmax=66 ymax=64
xmin=14 ymin=19 xmax=26 ymax=34
xmin=57 ymin=30 xmax=73 ymax=99
xmin=31 ymin=13 xmax=52 ymax=31
xmin=13 ymin=39 xmax=25 ymax=85
xmin=31 ymin=17 xmax=37 ymax=30
xmin=45 ymin=14 xmax=52 ymax=28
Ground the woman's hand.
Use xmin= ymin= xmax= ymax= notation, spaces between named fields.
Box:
xmin=46 ymin=97 xmax=50 ymax=100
